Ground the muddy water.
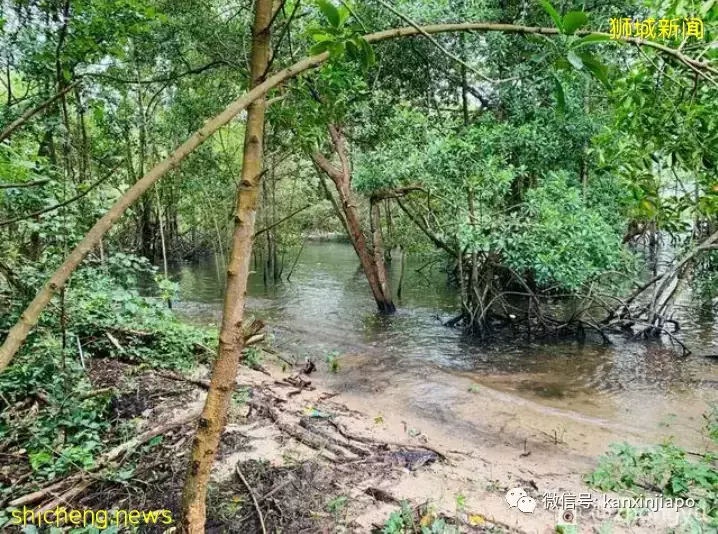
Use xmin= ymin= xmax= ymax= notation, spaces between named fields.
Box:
xmin=171 ymin=242 xmax=718 ymax=453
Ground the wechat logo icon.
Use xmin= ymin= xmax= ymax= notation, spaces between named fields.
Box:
xmin=506 ymin=488 xmax=536 ymax=514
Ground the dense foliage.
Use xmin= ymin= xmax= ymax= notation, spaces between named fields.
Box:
xmin=1 ymin=0 xmax=717 ymax=530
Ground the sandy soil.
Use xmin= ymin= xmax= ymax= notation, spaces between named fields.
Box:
xmin=6 ymin=354 xmax=707 ymax=534
xmin=198 ymin=352 xmax=709 ymax=534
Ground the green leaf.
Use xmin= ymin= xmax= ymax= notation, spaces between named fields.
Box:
xmin=701 ymin=0 xmax=716 ymax=17
xmin=309 ymin=30 xmax=332 ymax=42
xmin=359 ymin=37 xmax=376 ymax=69
xmin=346 ymin=39 xmax=360 ymax=60
xmin=553 ymin=75 xmax=566 ymax=113
xmin=337 ymin=4 xmax=351 ymax=26
xmin=328 ymin=41 xmax=346 ymax=57
xmin=553 ymin=57 xmax=571 ymax=70
xmin=580 ymin=53 xmax=610 ymax=87
xmin=29 ymin=451 xmax=53 ymax=470
xmin=562 ymin=11 xmax=588 ymax=35
xmin=574 ymin=33 xmax=612 ymax=47
xmin=539 ymin=0 xmax=563 ymax=31
xmin=567 ymin=50 xmax=584 ymax=70
xmin=309 ymin=40 xmax=333 ymax=55
xmin=316 ymin=0 xmax=340 ymax=28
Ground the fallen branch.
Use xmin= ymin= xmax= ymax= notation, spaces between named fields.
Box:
xmin=235 ymin=462 xmax=268 ymax=534
xmin=327 ymin=419 xmax=449 ymax=462
xmin=249 ymin=400 xmax=352 ymax=460
xmin=260 ymin=346 xmax=296 ymax=367
xmin=299 ymin=418 xmax=372 ymax=457
xmin=396 ymin=198 xmax=457 ymax=257
xmin=78 ymin=387 xmax=114 ymax=400
xmin=253 ymin=203 xmax=311 ymax=238
xmin=105 ymin=332 xmax=123 ymax=351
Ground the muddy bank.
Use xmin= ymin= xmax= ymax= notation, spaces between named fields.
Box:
xmin=6 ymin=350 xmax=711 ymax=534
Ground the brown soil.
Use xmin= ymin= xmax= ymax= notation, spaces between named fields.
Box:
xmin=3 ymin=354 xmax=710 ymax=533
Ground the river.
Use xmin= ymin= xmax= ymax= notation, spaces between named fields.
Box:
xmin=170 ymin=241 xmax=718 ymax=454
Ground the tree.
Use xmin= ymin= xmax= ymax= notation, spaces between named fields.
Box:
xmin=1 ymin=1 xmax=715 ymax=370
xmin=179 ymin=0 xmax=273 ymax=531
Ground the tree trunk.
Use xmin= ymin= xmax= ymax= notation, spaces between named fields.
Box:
xmin=371 ymin=199 xmax=393 ymax=308
xmin=179 ymin=0 xmax=272 ymax=531
xmin=397 ymin=246 xmax=406 ymax=300
xmin=312 ymin=125 xmax=395 ymax=313
xmin=155 ymin=186 xmax=171 ymax=309
xmin=384 ymin=199 xmax=393 ymax=261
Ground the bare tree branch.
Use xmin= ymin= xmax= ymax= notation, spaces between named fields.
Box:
xmin=0 ymin=81 xmax=80 ymax=143
xmin=0 ymin=179 xmax=50 ymax=189
xmin=253 ymin=203 xmax=311 ymax=237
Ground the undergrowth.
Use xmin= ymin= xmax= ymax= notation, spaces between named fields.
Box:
xmin=375 ymin=500 xmax=503 ymax=534
xmin=586 ymin=404 xmax=718 ymax=531
xmin=378 ymin=501 xmax=460 ymax=534
xmin=0 ymin=252 xmax=216 ymax=494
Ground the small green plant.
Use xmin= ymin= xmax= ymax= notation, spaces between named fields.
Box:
xmin=455 ymin=493 xmax=466 ymax=512
xmin=586 ymin=438 xmax=718 ymax=529
xmin=232 ymin=387 xmax=251 ymax=406
xmin=327 ymin=495 xmax=348 ymax=521
xmin=468 ymin=383 xmax=481 ymax=393
xmin=377 ymin=501 xmax=460 ymax=534
xmin=155 ymin=274 xmax=180 ymax=303
xmin=325 ymin=350 xmax=341 ymax=373
xmin=242 ymin=347 xmax=263 ymax=369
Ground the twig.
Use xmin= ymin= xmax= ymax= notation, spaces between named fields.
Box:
xmin=327 ymin=419 xmax=449 ymax=462
xmin=76 ymin=334 xmax=85 ymax=370
xmin=249 ymin=400 xmax=350 ymax=460
xmin=286 ymin=238 xmax=306 ymax=282
xmin=259 ymin=346 xmax=296 ymax=367
xmin=0 ymin=166 xmax=119 ymax=227
xmin=253 ymin=203 xmax=311 ymax=238
xmin=235 ymin=462 xmax=268 ymax=534
xmin=0 ymin=179 xmax=50 ymax=189
xmin=105 ymin=332 xmax=124 ymax=351
xmin=0 ymin=81 xmax=80 ymax=142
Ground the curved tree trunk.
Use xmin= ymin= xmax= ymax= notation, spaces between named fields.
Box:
xmin=179 ymin=0 xmax=272 ymax=532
